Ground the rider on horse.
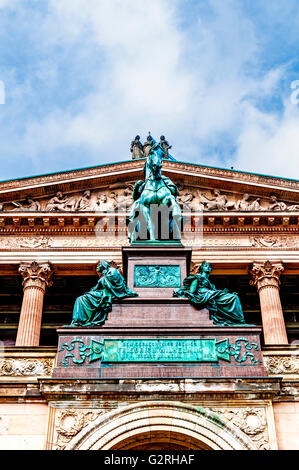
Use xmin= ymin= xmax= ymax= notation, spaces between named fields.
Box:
xmin=128 ymin=142 xmax=182 ymax=243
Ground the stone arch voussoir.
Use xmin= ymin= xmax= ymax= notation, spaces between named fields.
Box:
xmin=65 ymin=401 xmax=257 ymax=450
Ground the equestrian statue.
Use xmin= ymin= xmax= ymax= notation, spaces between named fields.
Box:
xmin=128 ymin=138 xmax=182 ymax=243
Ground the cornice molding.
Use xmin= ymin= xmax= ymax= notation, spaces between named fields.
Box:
xmin=1 ymin=159 xmax=299 ymax=198
xmin=0 ymin=212 xmax=299 ymax=235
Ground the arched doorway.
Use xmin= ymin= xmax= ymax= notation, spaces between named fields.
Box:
xmin=109 ymin=430 xmax=212 ymax=450
xmin=65 ymin=401 xmax=257 ymax=450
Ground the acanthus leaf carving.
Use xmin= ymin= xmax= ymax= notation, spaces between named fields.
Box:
xmin=0 ymin=358 xmax=54 ymax=376
xmin=264 ymin=355 xmax=299 ymax=375
xmin=19 ymin=261 xmax=54 ymax=291
xmin=208 ymin=407 xmax=269 ymax=450
xmin=54 ymin=409 xmax=106 ymax=450
xmin=249 ymin=260 xmax=284 ymax=290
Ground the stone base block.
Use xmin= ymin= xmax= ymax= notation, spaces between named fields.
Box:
xmin=122 ymin=246 xmax=191 ymax=298
xmin=52 ymin=326 xmax=267 ymax=379
xmin=104 ymin=299 xmax=214 ymax=327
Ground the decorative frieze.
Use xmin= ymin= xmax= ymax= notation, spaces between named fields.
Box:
xmin=0 ymin=236 xmax=54 ymax=248
xmin=263 ymin=354 xmax=299 ymax=376
xmin=0 ymin=358 xmax=54 ymax=377
xmin=249 ymin=235 xmax=299 ymax=248
xmin=1 ymin=182 xmax=299 ymax=214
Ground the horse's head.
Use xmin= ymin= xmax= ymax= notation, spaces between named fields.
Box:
xmin=146 ymin=144 xmax=163 ymax=179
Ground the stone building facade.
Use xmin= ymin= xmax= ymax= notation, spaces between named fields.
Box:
xmin=0 ymin=158 xmax=298 ymax=450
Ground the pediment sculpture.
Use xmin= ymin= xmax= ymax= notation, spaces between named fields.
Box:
xmin=1 ymin=183 xmax=299 ymax=214
xmin=45 ymin=192 xmax=77 ymax=212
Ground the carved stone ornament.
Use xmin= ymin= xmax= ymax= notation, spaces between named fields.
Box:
xmin=0 ymin=236 xmax=54 ymax=249
xmin=0 ymin=358 xmax=54 ymax=377
xmin=249 ymin=235 xmax=296 ymax=248
xmin=208 ymin=407 xmax=269 ymax=450
xmin=264 ymin=355 xmax=299 ymax=375
xmin=2 ymin=182 xmax=299 ymax=213
xmin=19 ymin=261 xmax=54 ymax=291
xmin=250 ymin=261 xmax=284 ymax=290
xmin=54 ymin=409 xmax=106 ymax=450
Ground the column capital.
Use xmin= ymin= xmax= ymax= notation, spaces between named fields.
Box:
xmin=249 ymin=260 xmax=284 ymax=291
xmin=19 ymin=261 xmax=54 ymax=292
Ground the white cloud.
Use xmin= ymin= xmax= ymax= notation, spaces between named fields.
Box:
xmin=1 ymin=0 xmax=299 ymax=180
xmin=236 ymin=99 xmax=299 ymax=178
xmin=19 ymin=0 xmax=196 ymax=159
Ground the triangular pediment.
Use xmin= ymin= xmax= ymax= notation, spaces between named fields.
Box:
xmin=0 ymin=159 xmax=299 ymax=213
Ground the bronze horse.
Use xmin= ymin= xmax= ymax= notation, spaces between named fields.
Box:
xmin=128 ymin=144 xmax=182 ymax=242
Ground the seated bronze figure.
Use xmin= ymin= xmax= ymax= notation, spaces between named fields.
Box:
xmin=71 ymin=261 xmax=138 ymax=327
xmin=173 ymin=261 xmax=247 ymax=326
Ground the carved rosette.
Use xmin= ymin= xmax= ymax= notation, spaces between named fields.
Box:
xmin=209 ymin=407 xmax=270 ymax=450
xmin=0 ymin=358 xmax=54 ymax=377
xmin=250 ymin=260 xmax=284 ymax=292
xmin=19 ymin=261 xmax=54 ymax=292
xmin=54 ymin=409 xmax=105 ymax=450
xmin=264 ymin=355 xmax=299 ymax=376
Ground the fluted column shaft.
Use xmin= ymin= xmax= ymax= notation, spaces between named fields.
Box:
xmin=16 ymin=262 xmax=53 ymax=346
xmin=250 ymin=261 xmax=288 ymax=345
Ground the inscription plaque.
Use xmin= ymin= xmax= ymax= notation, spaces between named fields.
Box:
xmin=103 ymin=338 xmax=231 ymax=362
xmin=59 ymin=337 xmax=260 ymax=366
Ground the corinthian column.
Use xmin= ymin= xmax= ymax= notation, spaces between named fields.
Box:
xmin=250 ymin=261 xmax=288 ymax=345
xmin=16 ymin=261 xmax=53 ymax=346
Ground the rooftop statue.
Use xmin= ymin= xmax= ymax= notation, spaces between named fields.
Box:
xmin=143 ymin=134 xmax=155 ymax=157
xmin=71 ymin=261 xmax=138 ymax=327
xmin=128 ymin=142 xmax=182 ymax=243
xmin=173 ymin=261 xmax=247 ymax=326
xmin=130 ymin=135 xmax=145 ymax=160
xmin=159 ymin=135 xmax=172 ymax=159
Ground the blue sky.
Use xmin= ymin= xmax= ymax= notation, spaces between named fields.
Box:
xmin=1 ymin=0 xmax=299 ymax=181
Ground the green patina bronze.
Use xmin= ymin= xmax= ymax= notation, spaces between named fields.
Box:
xmin=59 ymin=339 xmax=104 ymax=366
xmin=59 ymin=337 xmax=259 ymax=367
xmin=70 ymin=260 xmax=138 ymax=327
xmin=128 ymin=143 xmax=182 ymax=243
xmin=196 ymin=407 xmax=226 ymax=430
xmin=226 ymin=337 xmax=259 ymax=363
xmin=102 ymin=338 xmax=230 ymax=362
xmin=173 ymin=261 xmax=248 ymax=326
xmin=134 ymin=265 xmax=181 ymax=288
